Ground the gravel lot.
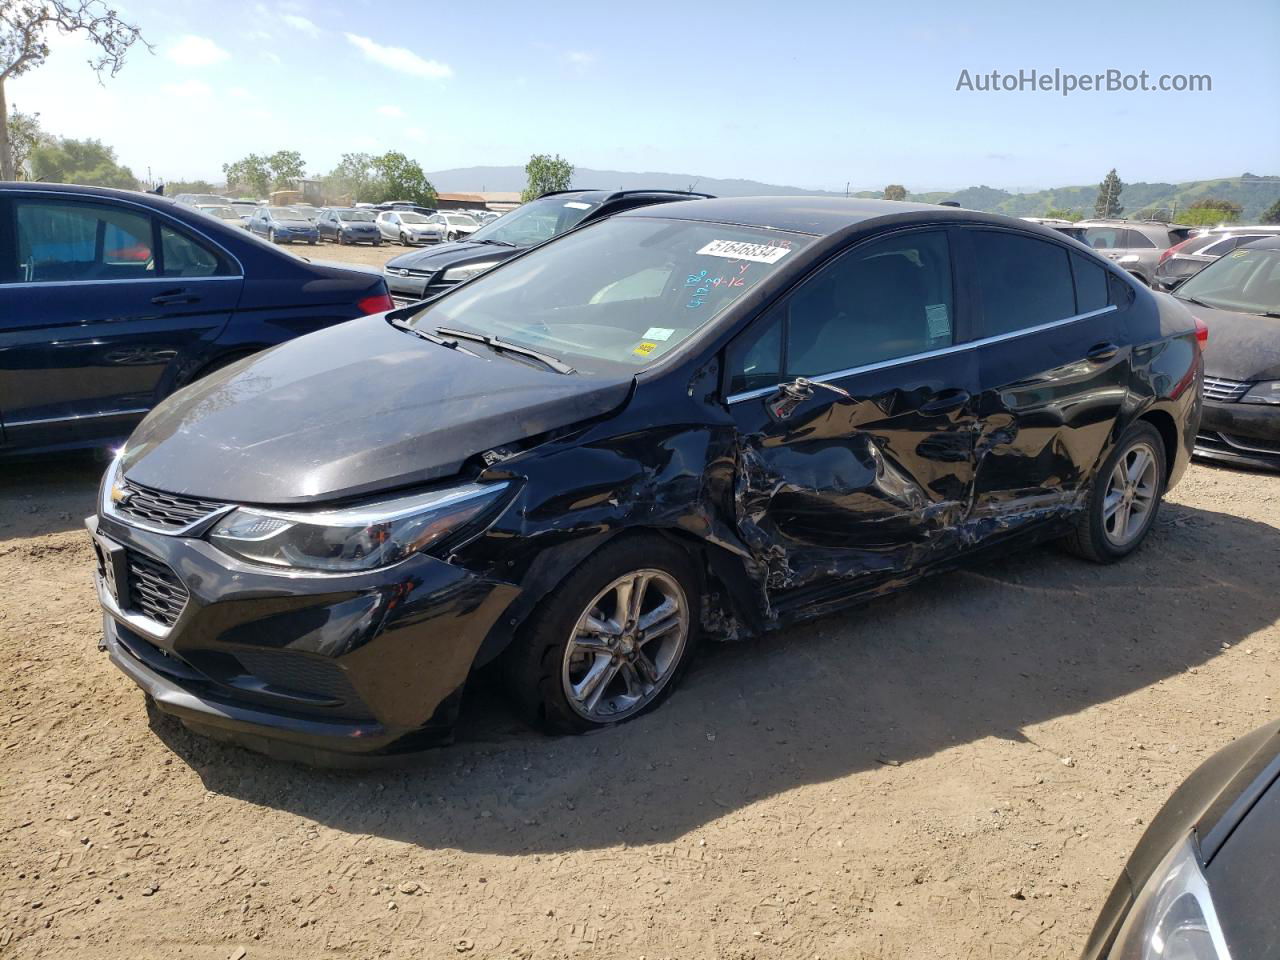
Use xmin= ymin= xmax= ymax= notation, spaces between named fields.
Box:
xmin=2 ymin=368 xmax=1278 ymax=956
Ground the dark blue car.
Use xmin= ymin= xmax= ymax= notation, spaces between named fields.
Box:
xmin=0 ymin=182 xmax=392 ymax=456
xmin=247 ymin=205 xmax=320 ymax=245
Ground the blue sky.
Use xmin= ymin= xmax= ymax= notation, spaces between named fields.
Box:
xmin=11 ymin=0 xmax=1279 ymax=191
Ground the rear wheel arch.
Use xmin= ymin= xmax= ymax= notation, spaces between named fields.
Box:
xmin=1136 ymin=408 xmax=1179 ymax=482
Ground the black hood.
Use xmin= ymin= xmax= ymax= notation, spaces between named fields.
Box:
xmin=120 ymin=315 xmax=632 ymax=504
xmin=1181 ymin=302 xmax=1280 ymax=381
xmin=384 ymin=239 xmax=519 ymax=273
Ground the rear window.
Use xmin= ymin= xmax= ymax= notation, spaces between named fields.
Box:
xmin=1072 ymin=254 xmax=1109 ymax=313
xmin=11 ymin=199 xmax=154 ymax=283
xmin=971 ymin=231 xmax=1076 ymax=336
xmin=1125 ymin=230 xmax=1156 ymax=249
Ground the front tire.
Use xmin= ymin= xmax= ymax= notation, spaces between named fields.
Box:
xmin=504 ymin=536 xmax=700 ymax=734
xmin=1062 ymin=422 xmax=1166 ymax=563
xmin=267 ymin=228 xmax=277 ymax=244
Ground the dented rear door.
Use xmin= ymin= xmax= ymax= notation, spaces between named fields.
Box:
xmin=721 ymin=227 xmax=981 ymax=600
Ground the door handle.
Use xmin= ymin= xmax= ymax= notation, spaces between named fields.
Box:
xmin=151 ymin=289 xmax=200 ymax=306
xmin=1086 ymin=342 xmax=1119 ymax=363
xmin=919 ymin=388 xmax=971 ymax=415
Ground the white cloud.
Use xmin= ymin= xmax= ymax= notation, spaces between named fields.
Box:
xmin=281 ymin=14 xmax=320 ymax=37
xmin=376 ymin=104 xmax=403 ymax=117
xmin=247 ymin=29 xmax=272 ymax=42
xmin=161 ymin=79 xmax=213 ymax=98
xmin=405 ymin=126 xmax=426 ymax=141
xmin=565 ymin=50 xmax=595 ymax=68
xmin=165 ymin=35 xmax=230 ymax=68
xmin=344 ymin=34 xmax=452 ymax=78
xmin=262 ymin=51 xmax=282 ymax=65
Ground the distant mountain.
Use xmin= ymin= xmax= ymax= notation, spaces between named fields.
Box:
xmin=428 ymin=166 xmax=1280 ymax=222
xmin=425 ymin=165 xmax=852 ymax=198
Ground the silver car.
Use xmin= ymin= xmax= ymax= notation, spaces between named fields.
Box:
xmin=1074 ymin=219 xmax=1195 ymax=286
xmin=377 ymin=211 xmax=446 ymax=245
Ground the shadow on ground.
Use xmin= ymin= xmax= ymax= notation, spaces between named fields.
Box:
xmin=0 ymin=452 xmax=105 ymax=540
xmin=146 ymin=499 xmax=1280 ymax=854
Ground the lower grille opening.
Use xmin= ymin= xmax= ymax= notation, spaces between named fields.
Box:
xmin=126 ymin=551 xmax=188 ymax=627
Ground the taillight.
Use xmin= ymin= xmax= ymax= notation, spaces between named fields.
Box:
xmin=357 ymin=292 xmax=394 ymax=315
xmin=1159 ymin=238 xmax=1195 ymax=265
xmin=1194 ymin=315 xmax=1209 ymax=347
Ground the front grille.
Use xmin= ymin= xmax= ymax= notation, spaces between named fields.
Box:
xmin=1203 ymin=376 xmax=1251 ymax=402
xmin=385 ymin=267 xmax=433 ymax=279
xmin=391 ymin=295 xmax=422 ymax=308
xmin=115 ymin=481 xmax=226 ymax=531
xmin=126 ymin=551 xmax=189 ymax=627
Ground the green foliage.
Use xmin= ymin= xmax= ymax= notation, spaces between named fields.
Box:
xmin=30 ymin=136 xmax=137 ymax=188
xmin=222 ymin=154 xmax=272 ymax=197
xmin=322 ymin=152 xmax=377 ymax=202
xmin=266 ymin=149 xmax=305 ymax=188
xmin=1261 ymin=198 xmax=1280 ymax=225
xmin=522 ymin=153 xmax=574 ymax=202
xmin=320 ymin=151 xmax=435 ymax=205
xmin=5 ymin=107 xmax=46 ymax=177
xmin=1180 ymin=196 xmax=1243 ymax=226
xmin=1094 ymin=169 xmax=1124 ymax=218
xmin=165 ymin=179 xmax=217 ymax=195
xmin=1043 ymin=207 xmax=1083 ymax=221
xmin=882 ymin=184 xmax=907 ymax=201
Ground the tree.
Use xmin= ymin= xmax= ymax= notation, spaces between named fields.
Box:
xmin=164 ymin=178 xmax=216 ymax=195
xmin=367 ymin=151 xmax=435 ymax=206
xmin=266 ymin=149 xmax=305 ymax=189
xmin=322 ymin=152 xmax=376 ymax=203
xmin=1182 ymin=196 xmax=1242 ymax=227
xmin=1094 ymin=169 xmax=1124 ymax=218
xmin=1261 ymin=198 xmax=1280 ymax=226
xmin=1 ymin=1 xmax=149 ymax=180
xmin=222 ymin=154 xmax=271 ymax=197
xmin=30 ymin=136 xmax=136 ymax=188
xmin=1043 ymin=207 xmax=1083 ymax=222
xmin=5 ymin=106 xmax=44 ymax=177
xmin=522 ymin=153 xmax=573 ymax=202
xmin=883 ymin=184 xmax=907 ymax=202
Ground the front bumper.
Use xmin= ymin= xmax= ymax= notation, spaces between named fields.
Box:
xmin=1195 ymin=399 xmax=1280 ymax=470
xmin=87 ymin=512 xmax=518 ymax=761
xmin=385 ymin=271 xmax=461 ymax=306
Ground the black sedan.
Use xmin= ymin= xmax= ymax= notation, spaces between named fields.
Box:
xmin=316 ymin=207 xmax=382 ymax=246
xmin=1083 ymin=719 xmax=1280 ymax=960
xmin=0 ymin=182 xmax=392 ymax=456
xmin=382 ymin=188 xmax=714 ymax=306
xmin=87 ymin=197 xmax=1203 ymax=763
xmin=1175 ymin=237 xmax=1280 ymax=469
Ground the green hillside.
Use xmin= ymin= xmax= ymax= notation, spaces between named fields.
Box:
xmin=906 ymin=175 xmax=1280 ymax=222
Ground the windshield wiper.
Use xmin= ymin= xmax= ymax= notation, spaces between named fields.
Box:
xmin=1177 ymin=295 xmax=1219 ymax=310
xmin=387 ymin=314 xmax=460 ymax=348
xmin=435 ymin=326 xmax=575 ymax=374
xmin=475 ymin=238 xmax=516 ymax=247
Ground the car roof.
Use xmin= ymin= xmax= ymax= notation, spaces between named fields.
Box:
xmin=1239 ymin=236 xmax=1280 ymax=250
xmin=539 ymin=188 xmax=716 ymax=205
xmin=615 ymin=195 xmax=1012 ymax=236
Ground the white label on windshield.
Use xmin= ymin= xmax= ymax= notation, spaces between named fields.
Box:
xmin=563 ymin=201 xmax=591 ymax=210
xmin=643 ymin=327 xmax=675 ymax=341
xmin=697 ymin=239 xmax=791 ymax=264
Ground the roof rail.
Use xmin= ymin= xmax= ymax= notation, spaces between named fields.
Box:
xmin=537 ymin=188 xmax=717 ymax=201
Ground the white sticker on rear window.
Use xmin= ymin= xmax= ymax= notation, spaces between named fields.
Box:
xmin=563 ymin=201 xmax=591 ymax=210
xmin=925 ymin=303 xmax=951 ymax=344
xmin=696 ymin=239 xmax=792 ymax=264
xmin=643 ymin=327 xmax=675 ymax=341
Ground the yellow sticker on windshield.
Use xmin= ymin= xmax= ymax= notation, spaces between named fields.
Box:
xmin=633 ymin=341 xmax=658 ymax=357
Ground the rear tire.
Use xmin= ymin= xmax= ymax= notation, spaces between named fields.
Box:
xmin=267 ymin=228 xmax=277 ymax=244
xmin=1062 ymin=421 xmax=1166 ymax=563
xmin=400 ymin=231 xmax=409 ymax=246
xmin=503 ymin=536 xmax=701 ymax=735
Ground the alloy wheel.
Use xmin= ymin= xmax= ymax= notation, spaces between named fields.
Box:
xmin=1102 ymin=440 xmax=1159 ymax=546
xmin=561 ymin=569 xmax=689 ymax=723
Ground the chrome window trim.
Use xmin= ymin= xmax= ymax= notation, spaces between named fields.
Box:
xmin=5 ymin=407 xmax=151 ymax=428
xmin=725 ymin=305 xmax=1118 ymax=405
xmin=4 ymin=187 xmax=247 ymax=277
xmin=0 ymin=275 xmax=243 ymax=290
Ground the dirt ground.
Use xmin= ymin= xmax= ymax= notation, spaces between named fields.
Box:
xmin=293 ymin=235 xmax=423 ymax=272
xmin=2 ymin=439 xmax=1278 ymax=960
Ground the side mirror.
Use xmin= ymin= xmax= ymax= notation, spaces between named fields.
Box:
xmin=765 ymin=377 xmax=850 ymax=422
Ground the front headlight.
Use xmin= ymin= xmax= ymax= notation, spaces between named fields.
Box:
xmin=209 ymin=482 xmax=508 ymax=572
xmin=1241 ymin=380 xmax=1280 ymax=405
xmin=442 ymin=261 xmax=500 ymax=282
xmin=1108 ymin=836 xmax=1233 ymax=960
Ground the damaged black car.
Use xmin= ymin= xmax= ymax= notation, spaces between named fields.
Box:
xmin=87 ymin=197 xmax=1204 ymax=763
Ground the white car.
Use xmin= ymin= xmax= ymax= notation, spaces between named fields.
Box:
xmin=434 ymin=212 xmax=480 ymax=241
xmin=376 ymin=211 xmax=446 ymax=245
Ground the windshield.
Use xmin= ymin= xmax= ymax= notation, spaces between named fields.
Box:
xmin=407 ymin=217 xmax=811 ymax=371
xmin=203 ymin=207 xmax=238 ymax=218
xmin=445 ymin=214 xmax=477 ymax=226
xmin=399 ymin=213 xmax=432 ymax=223
xmin=270 ymin=207 xmax=306 ymax=219
xmin=1080 ymin=227 xmax=1128 ymax=249
xmin=469 ymin=196 xmax=596 ymax=248
xmin=339 ymin=210 xmax=376 ymax=222
xmin=1175 ymin=247 xmax=1280 ymax=316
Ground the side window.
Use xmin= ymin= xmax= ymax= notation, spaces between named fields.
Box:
xmin=160 ymin=225 xmax=222 ymax=277
xmin=1125 ymin=229 xmax=1156 ymax=249
xmin=1072 ymin=254 xmax=1109 ymax=313
xmin=12 ymin=199 xmax=154 ymax=283
xmin=971 ymin=230 xmax=1076 ymax=336
xmin=727 ymin=313 xmax=784 ymax=394
xmin=786 ymin=230 xmax=954 ymax=377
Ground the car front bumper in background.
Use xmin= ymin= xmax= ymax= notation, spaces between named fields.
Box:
xmin=1195 ymin=399 xmax=1280 ymax=470
xmin=86 ymin=512 xmax=518 ymax=762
